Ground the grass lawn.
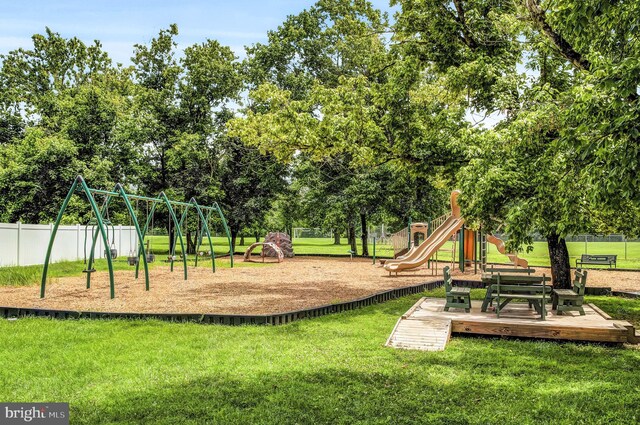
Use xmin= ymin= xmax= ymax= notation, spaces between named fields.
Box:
xmin=1 ymin=290 xmax=639 ymax=424
xmin=0 ymin=257 xmax=259 ymax=287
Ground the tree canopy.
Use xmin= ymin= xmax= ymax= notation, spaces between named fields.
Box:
xmin=0 ymin=0 xmax=638 ymax=283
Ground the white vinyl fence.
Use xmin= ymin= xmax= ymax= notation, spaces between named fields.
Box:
xmin=0 ymin=222 xmax=137 ymax=267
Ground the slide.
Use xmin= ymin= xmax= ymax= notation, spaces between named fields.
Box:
xmin=486 ymin=235 xmax=528 ymax=268
xmin=383 ymin=191 xmax=464 ymax=273
xmin=379 ymin=243 xmax=419 ymax=266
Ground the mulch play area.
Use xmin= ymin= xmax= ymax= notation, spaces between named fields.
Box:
xmin=1 ymin=257 xmax=638 ymax=316
xmin=0 ymin=257 xmax=441 ymax=315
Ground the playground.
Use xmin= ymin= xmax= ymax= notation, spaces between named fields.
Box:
xmin=1 ymin=257 xmax=434 ymax=315
xmin=2 ymin=181 xmax=640 ymax=422
xmin=2 ymin=3 xmax=640 ymax=422
xmin=2 ymin=257 xmax=640 ymax=315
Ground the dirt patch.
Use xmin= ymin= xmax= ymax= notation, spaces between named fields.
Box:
xmin=0 ymin=257 xmax=447 ymax=315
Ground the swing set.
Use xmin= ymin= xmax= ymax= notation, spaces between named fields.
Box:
xmin=40 ymin=175 xmax=233 ymax=299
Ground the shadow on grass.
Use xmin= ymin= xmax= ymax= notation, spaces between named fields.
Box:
xmin=73 ymin=351 xmax=640 ymax=425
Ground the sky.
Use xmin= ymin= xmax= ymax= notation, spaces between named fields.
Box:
xmin=0 ymin=0 xmax=397 ymax=65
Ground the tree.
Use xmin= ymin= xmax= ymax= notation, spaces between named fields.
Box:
xmin=132 ymin=25 xmax=244 ymax=253
xmin=382 ymin=0 xmax=640 ymax=287
xmin=232 ymin=0 xmax=640 ymax=287
xmin=0 ymin=27 xmax=112 ymax=124
xmin=0 ymin=28 xmax=138 ymax=222
xmin=218 ymin=132 xmax=287 ymax=250
xmin=231 ymin=1 xmax=463 ymax=256
xmin=0 ymin=129 xmax=81 ymax=223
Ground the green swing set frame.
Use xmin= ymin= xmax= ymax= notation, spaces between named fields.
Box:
xmin=40 ymin=175 xmax=233 ymax=299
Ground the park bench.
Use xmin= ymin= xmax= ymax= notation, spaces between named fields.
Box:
xmin=482 ymin=268 xmax=536 ymax=308
xmin=484 ymin=266 xmax=535 ymax=276
xmin=576 ymin=254 xmax=616 ymax=269
xmin=443 ymin=266 xmax=471 ymax=312
xmin=552 ymin=269 xmax=588 ymax=316
xmin=481 ymin=273 xmax=552 ymax=320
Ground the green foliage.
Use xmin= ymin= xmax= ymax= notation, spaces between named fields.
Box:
xmin=0 ymin=128 xmax=80 ymax=222
xmin=1 ymin=0 xmax=639 ymax=277
xmin=218 ymin=132 xmax=287 ymax=246
xmin=387 ymin=0 xmax=640 ymax=284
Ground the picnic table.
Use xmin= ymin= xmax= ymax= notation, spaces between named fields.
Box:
xmin=480 ymin=273 xmax=552 ymax=320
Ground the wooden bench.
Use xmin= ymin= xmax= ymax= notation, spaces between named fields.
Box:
xmin=576 ymin=254 xmax=616 ymax=269
xmin=553 ymin=269 xmax=588 ymax=315
xmin=484 ymin=266 xmax=535 ymax=275
xmin=443 ymin=266 xmax=470 ymax=312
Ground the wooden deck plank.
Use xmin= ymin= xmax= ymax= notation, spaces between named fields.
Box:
xmin=386 ymin=316 xmax=451 ymax=351
xmin=389 ymin=298 xmax=636 ymax=345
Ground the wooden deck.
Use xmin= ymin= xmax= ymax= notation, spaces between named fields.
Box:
xmin=386 ymin=297 xmax=638 ymax=350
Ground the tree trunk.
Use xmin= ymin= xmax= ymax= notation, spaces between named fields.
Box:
xmin=360 ymin=213 xmax=369 ymax=256
xmin=240 ymin=234 xmax=245 ymax=246
xmin=186 ymin=230 xmax=192 ymax=255
xmin=186 ymin=230 xmax=197 ymax=255
xmin=168 ymin=224 xmax=175 ymax=255
xmin=547 ymin=232 xmax=572 ymax=288
xmin=333 ymin=228 xmax=341 ymax=245
xmin=255 ymin=231 xmax=260 ymax=243
xmin=231 ymin=228 xmax=238 ymax=252
xmin=348 ymin=221 xmax=358 ymax=255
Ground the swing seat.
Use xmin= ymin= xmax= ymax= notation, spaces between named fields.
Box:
xmin=82 ymin=268 xmax=96 ymax=273
xmin=104 ymin=248 xmax=118 ymax=259
xmin=146 ymin=253 xmax=156 ymax=263
xmin=127 ymin=256 xmax=138 ymax=266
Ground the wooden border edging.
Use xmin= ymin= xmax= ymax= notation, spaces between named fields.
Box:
xmin=611 ymin=290 xmax=640 ymax=299
xmin=0 ymin=280 xmax=445 ymax=326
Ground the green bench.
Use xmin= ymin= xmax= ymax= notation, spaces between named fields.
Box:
xmin=484 ymin=266 xmax=536 ymax=275
xmin=552 ymin=269 xmax=588 ymax=315
xmin=576 ymin=254 xmax=616 ymax=269
xmin=482 ymin=268 xmax=537 ymax=309
xmin=443 ymin=266 xmax=471 ymax=312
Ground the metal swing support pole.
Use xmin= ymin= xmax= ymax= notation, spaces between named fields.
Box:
xmin=177 ymin=202 xmax=192 ymax=268
xmin=41 ymin=176 xmax=116 ymax=299
xmin=85 ymin=185 xmax=151 ymax=293
xmin=85 ymin=192 xmax=113 ymax=291
xmin=214 ymin=202 xmax=234 ymax=268
xmin=161 ymin=192 xmax=188 ymax=280
xmin=190 ymin=198 xmax=216 ymax=273
xmin=41 ymin=176 xmax=230 ymax=297
xmin=115 ymin=184 xmax=150 ymax=291
xmin=135 ymin=201 xmax=157 ymax=279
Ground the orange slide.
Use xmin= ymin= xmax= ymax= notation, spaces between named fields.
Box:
xmin=383 ymin=191 xmax=464 ymax=274
xmin=485 ymin=235 xmax=528 ymax=268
